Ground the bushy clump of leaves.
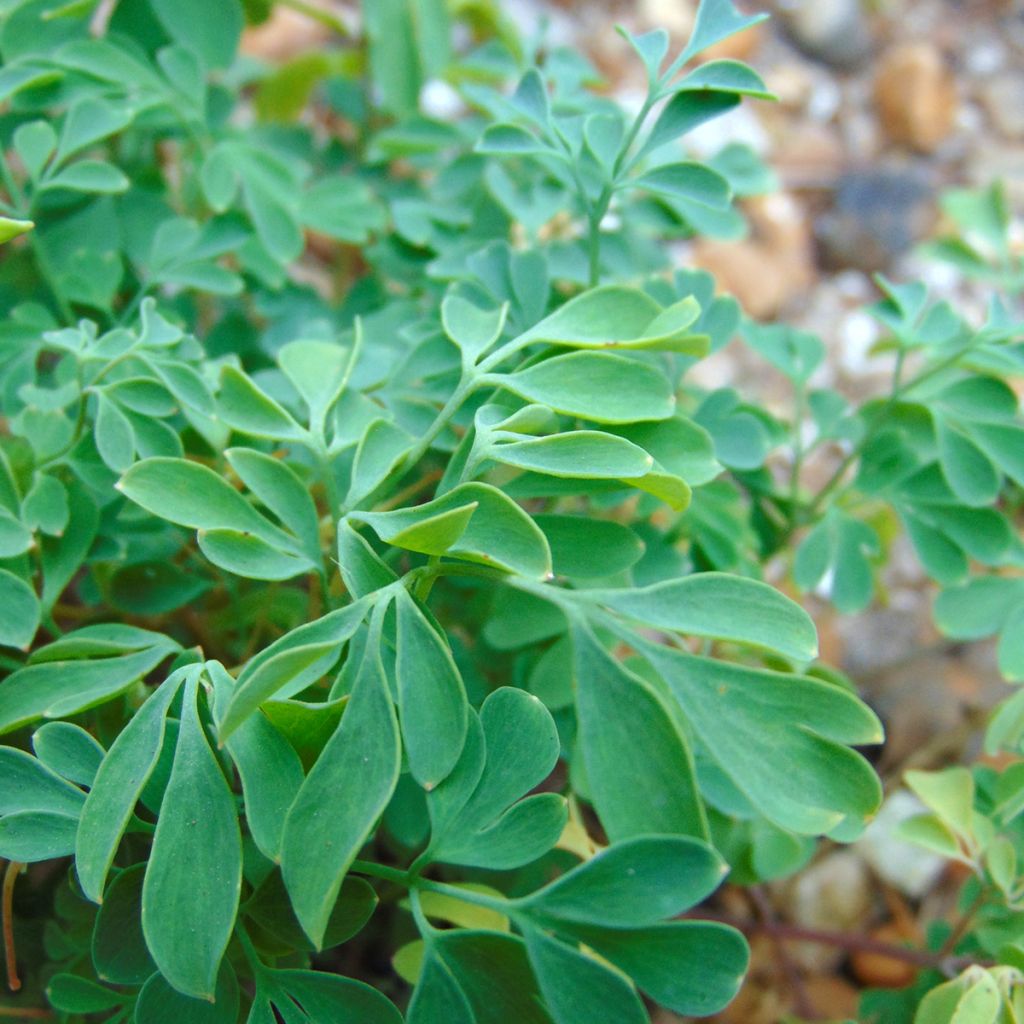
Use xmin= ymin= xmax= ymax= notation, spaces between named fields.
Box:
xmin=0 ymin=0 xmax=1020 ymax=1021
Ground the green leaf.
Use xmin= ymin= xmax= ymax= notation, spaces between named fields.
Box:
xmin=281 ymin=614 xmax=400 ymax=947
xmin=92 ymin=865 xmax=157 ymax=985
xmin=149 ymin=0 xmax=243 ymax=68
xmin=905 ymin=767 xmax=975 ymax=837
xmin=0 ymin=810 xmax=79 ymax=861
xmin=564 ymin=921 xmax=748 ymax=1017
xmin=513 ymin=834 xmax=727 ymax=926
xmin=345 ymin=418 xmax=414 ymax=504
xmin=259 ymin=968 xmax=404 ymax=1024
xmin=198 ymin=528 xmax=316 ymax=581
xmin=935 ymin=418 xmax=1001 ymax=506
xmin=32 ymin=722 xmax=104 ymax=787
xmin=535 ymin=515 xmax=644 ymax=579
xmin=793 ymin=509 xmax=880 ymax=614
xmin=75 ymin=671 xmax=187 ymax=902
xmin=0 ymin=507 xmax=33 ymax=557
xmin=494 ymin=351 xmax=674 ymax=425
xmin=337 ymin=522 xmax=399 ymax=598
xmin=0 ymin=635 xmax=179 ymax=735
xmin=0 ymin=216 xmax=34 ymax=243
xmin=246 ymin=872 xmax=378 ymax=952
xmin=441 ymin=295 xmax=507 ymax=364
xmin=41 ymin=160 xmax=130 ymax=194
xmin=13 ymin=120 xmax=55 ymax=180
xmin=55 ymin=97 xmax=133 ymax=165
xmin=356 ymin=482 xmax=552 ymax=579
xmin=679 ymin=0 xmax=768 ymax=63
xmin=512 ymin=287 xmax=706 ymax=355
xmin=47 ymin=974 xmax=126 ymax=1014
xmin=617 ymin=26 xmax=669 ymax=84
xmin=634 ymin=162 xmax=732 ymax=209
xmin=118 ymin=457 xmax=286 ymax=544
xmin=424 ymin=688 xmax=565 ymax=870
xmin=523 ymin=928 xmax=647 ymax=1024
xmin=638 ymin=641 xmax=883 ymax=834
xmin=217 ymin=365 xmax=306 ymax=441
xmin=490 ymin=431 xmax=653 ymax=479
xmin=679 ymin=59 xmax=773 ymax=99
xmin=0 ymin=746 xmax=85 ymax=816
xmin=218 ymin=600 xmax=369 ymax=740
xmin=476 ymin=123 xmax=552 ymax=156
xmin=108 ymin=561 xmax=209 ymax=615
xmin=142 ymin=678 xmax=242 ymax=999
xmin=22 ymin=472 xmax=69 ymax=536
xmin=221 ymin=694 xmax=304 ymax=862
xmin=572 ymin=625 xmax=705 ymax=840
xmin=584 ymin=572 xmax=818 ymax=662
xmin=394 ymin=589 xmax=469 ymax=790
xmin=94 ymin=391 xmax=136 ymax=472
xmin=409 ymin=930 xmax=553 ymax=1024
xmin=278 ymin=339 xmax=353 ymax=430
xmin=225 ymin=448 xmax=321 ymax=562
xmin=0 ymin=569 xmax=40 ymax=649
xmin=643 ymin=91 xmax=740 ymax=156
xmin=914 ymin=967 xmax=1001 ymax=1024
xmin=135 ymin=962 xmax=240 ymax=1024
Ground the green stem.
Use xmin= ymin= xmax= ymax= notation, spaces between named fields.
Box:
xmin=350 ymin=859 xmax=511 ymax=915
xmin=352 ymin=374 xmax=477 ymax=512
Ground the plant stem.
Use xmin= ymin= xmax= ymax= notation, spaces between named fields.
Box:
xmin=350 ymin=859 xmax=510 ymax=914
xmin=690 ymin=909 xmax=990 ymax=973
xmin=2 ymin=861 xmax=22 ymax=993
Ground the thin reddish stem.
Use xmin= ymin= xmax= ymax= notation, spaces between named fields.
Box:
xmin=2 ymin=861 xmax=22 ymax=992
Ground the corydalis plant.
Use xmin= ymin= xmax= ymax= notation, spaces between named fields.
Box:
xmin=0 ymin=1 xmax=886 ymax=1021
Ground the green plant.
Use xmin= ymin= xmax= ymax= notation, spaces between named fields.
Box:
xmin=0 ymin=0 xmax=1019 ymax=1021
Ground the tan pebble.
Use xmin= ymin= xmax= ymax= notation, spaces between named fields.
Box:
xmin=873 ymin=42 xmax=958 ymax=153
